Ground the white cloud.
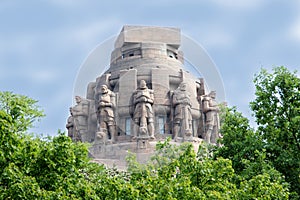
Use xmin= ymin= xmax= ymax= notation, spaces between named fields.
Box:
xmin=287 ymin=16 xmax=300 ymax=43
xmin=27 ymin=69 xmax=60 ymax=84
xmin=200 ymin=30 xmax=235 ymax=49
xmin=66 ymin=19 xmax=120 ymax=47
xmin=0 ymin=18 xmax=119 ymax=57
xmin=0 ymin=35 xmax=36 ymax=58
xmin=210 ymin=0 xmax=265 ymax=10
xmin=286 ymin=0 xmax=300 ymax=43
xmin=46 ymin=0 xmax=86 ymax=8
xmin=1 ymin=66 xmax=61 ymax=86
xmin=186 ymin=26 xmax=235 ymax=50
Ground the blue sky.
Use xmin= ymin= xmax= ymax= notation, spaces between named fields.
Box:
xmin=1 ymin=0 xmax=300 ymax=135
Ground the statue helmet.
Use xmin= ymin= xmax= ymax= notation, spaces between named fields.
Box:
xmin=75 ymin=95 xmax=81 ymax=103
xmin=101 ymin=85 xmax=108 ymax=92
xmin=101 ymin=84 xmax=108 ymax=89
xmin=209 ymin=91 xmax=217 ymax=98
xmin=179 ymin=82 xmax=187 ymax=90
xmin=139 ymin=80 xmax=147 ymax=89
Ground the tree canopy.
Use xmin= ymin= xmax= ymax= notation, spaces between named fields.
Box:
xmin=251 ymin=66 xmax=300 ymax=198
xmin=0 ymin=91 xmax=44 ymax=133
xmin=216 ymin=66 xmax=300 ymax=199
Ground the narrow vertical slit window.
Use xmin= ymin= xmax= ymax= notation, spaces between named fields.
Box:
xmin=158 ymin=116 xmax=165 ymax=134
xmin=125 ymin=118 xmax=131 ymax=135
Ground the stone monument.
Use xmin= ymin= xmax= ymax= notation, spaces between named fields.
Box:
xmin=66 ymin=25 xmax=221 ymax=167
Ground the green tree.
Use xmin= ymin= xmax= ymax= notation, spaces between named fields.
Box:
xmin=215 ymin=107 xmax=263 ymax=173
xmin=0 ymin=91 xmax=141 ymax=199
xmin=126 ymin=139 xmax=289 ymax=199
xmin=250 ymin=66 xmax=300 ymax=198
xmin=0 ymin=91 xmax=44 ymax=198
xmin=0 ymin=89 xmax=293 ymax=199
xmin=0 ymin=91 xmax=99 ymax=199
xmin=126 ymin=140 xmax=237 ymax=199
xmin=214 ymin=106 xmax=289 ymax=199
xmin=0 ymin=91 xmax=44 ymax=133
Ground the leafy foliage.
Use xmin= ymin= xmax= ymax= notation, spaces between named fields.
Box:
xmin=215 ymin=107 xmax=263 ymax=173
xmin=250 ymin=66 xmax=300 ymax=198
xmin=215 ymin=67 xmax=299 ymax=199
xmin=0 ymin=91 xmax=98 ymax=199
xmin=126 ymin=139 xmax=289 ymax=199
xmin=0 ymin=91 xmax=44 ymax=133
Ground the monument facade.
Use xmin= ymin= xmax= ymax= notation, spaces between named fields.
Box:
xmin=67 ymin=25 xmax=221 ymax=164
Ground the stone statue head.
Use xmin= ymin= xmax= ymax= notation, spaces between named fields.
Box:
xmin=179 ymin=82 xmax=187 ymax=91
xmin=75 ymin=96 xmax=82 ymax=104
xmin=139 ymin=80 xmax=147 ymax=89
xmin=100 ymin=85 xmax=108 ymax=94
xmin=209 ymin=91 xmax=216 ymax=99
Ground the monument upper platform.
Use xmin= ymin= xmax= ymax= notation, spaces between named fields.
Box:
xmin=114 ymin=25 xmax=181 ymax=49
xmin=110 ymin=25 xmax=184 ymax=70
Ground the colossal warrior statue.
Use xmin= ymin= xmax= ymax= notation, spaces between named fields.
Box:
xmin=67 ymin=25 xmax=222 ymax=147
xmin=202 ymin=91 xmax=220 ymax=144
xmin=95 ymin=85 xmax=116 ymax=143
xmin=72 ymin=96 xmax=89 ymax=142
xmin=172 ymin=82 xmax=193 ymax=141
xmin=66 ymin=107 xmax=75 ymax=140
xmin=131 ymin=80 xmax=155 ymax=139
